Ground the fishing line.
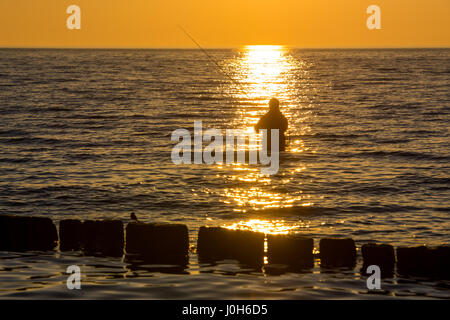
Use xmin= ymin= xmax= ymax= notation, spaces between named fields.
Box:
xmin=177 ymin=24 xmax=253 ymax=101
xmin=177 ymin=25 xmax=291 ymax=149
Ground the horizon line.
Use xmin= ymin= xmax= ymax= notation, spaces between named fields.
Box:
xmin=0 ymin=45 xmax=449 ymax=50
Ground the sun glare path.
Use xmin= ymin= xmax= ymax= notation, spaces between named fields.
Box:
xmin=209 ymin=45 xmax=313 ymax=214
xmin=223 ymin=219 xmax=300 ymax=235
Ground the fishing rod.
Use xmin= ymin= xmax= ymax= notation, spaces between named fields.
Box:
xmin=177 ymin=25 xmax=291 ymax=149
xmin=177 ymin=24 xmax=253 ymax=101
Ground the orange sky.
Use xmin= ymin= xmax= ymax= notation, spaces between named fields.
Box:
xmin=0 ymin=0 xmax=449 ymax=48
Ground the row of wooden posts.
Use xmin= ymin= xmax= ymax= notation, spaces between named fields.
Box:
xmin=0 ymin=215 xmax=448 ymax=278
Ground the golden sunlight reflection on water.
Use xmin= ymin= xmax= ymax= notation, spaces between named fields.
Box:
xmin=212 ymin=45 xmax=315 ymax=217
xmin=223 ymin=219 xmax=302 ymax=235
xmin=228 ymin=45 xmax=300 ymax=128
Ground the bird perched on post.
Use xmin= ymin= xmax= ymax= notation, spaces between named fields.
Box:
xmin=130 ymin=212 xmax=139 ymax=223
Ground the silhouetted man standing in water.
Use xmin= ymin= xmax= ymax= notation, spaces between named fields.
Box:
xmin=255 ymin=98 xmax=288 ymax=151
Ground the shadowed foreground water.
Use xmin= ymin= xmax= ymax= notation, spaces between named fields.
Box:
xmin=0 ymin=48 xmax=449 ymax=298
xmin=1 ymin=250 xmax=449 ymax=299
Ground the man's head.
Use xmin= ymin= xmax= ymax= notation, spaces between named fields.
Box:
xmin=269 ymin=98 xmax=280 ymax=111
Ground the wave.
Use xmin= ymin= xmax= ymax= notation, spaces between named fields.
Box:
xmin=350 ymin=150 xmax=449 ymax=161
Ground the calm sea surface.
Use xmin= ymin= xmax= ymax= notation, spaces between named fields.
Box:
xmin=0 ymin=48 xmax=449 ymax=299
